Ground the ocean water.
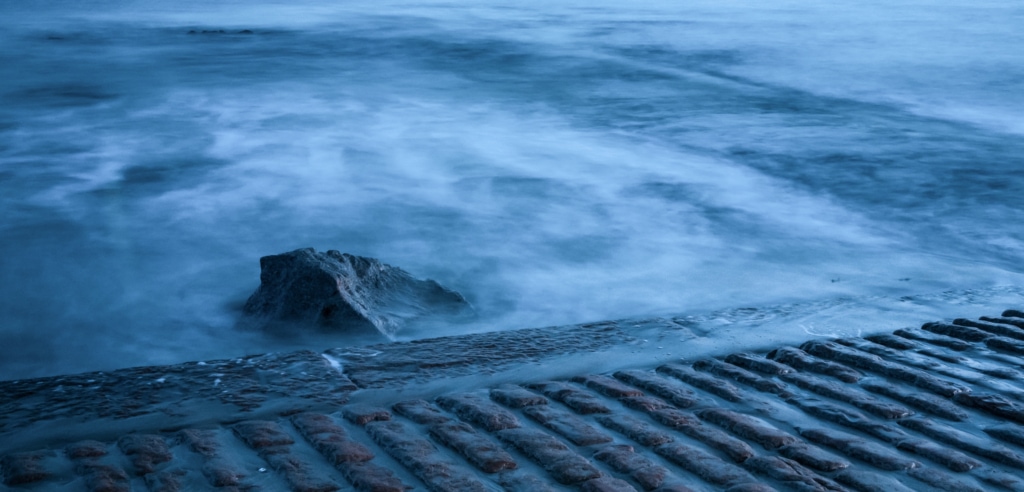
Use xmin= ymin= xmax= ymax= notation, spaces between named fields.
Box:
xmin=1 ymin=0 xmax=1023 ymax=381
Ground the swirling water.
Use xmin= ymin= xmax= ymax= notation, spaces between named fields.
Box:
xmin=1 ymin=0 xmax=1023 ymax=380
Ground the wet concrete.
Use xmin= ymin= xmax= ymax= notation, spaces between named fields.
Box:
xmin=4 ymin=310 xmax=1024 ymax=490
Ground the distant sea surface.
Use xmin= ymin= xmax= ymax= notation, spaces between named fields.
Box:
xmin=2 ymin=0 xmax=1023 ymax=380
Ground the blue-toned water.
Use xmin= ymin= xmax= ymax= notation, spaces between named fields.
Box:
xmin=2 ymin=0 xmax=1023 ymax=380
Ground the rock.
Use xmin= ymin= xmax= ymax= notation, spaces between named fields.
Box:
xmin=572 ymin=374 xmax=643 ymax=398
xmin=436 ymin=393 xmax=521 ymax=431
xmin=581 ymin=476 xmax=639 ymax=492
xmin=241 ymin=248 xmax=471 ymax=338
xmin=526 ymin=381 xmax=611 ymax=414
xmin=654 ymin=442 xmax=756 ymax=487
xmin=427 ymin=421 xmax=518 ymax=473
xmin=522 ymin=405 xmax=613 ymax=446
xmin=65 ymin=440 xmax=108 ymax=459
xmin=1 ymin=451 xmax=50 ymax=486
xmin=392 ymin=400 xmax=452 ymax=425
xmin=696 ymin=408 xmax=797 ymax=450
xmin=366 ymin=421 xmax=490 ymax=491
xmin=494 ymin=428 xmax=602 ymax=485
xmin=596 ymin=414 xmax=674 ymax=446
xmin=342 ymin=404 xmax=392 ymax=426
xmin=232 ymin=420 xmax=295 ymax=449
xmin=489 ymin=385 xmax=548 ymax=409
xmin=594 ymin=444 xmax=675 ymax=489
xmin=117 ymin=434 xmax=172 ymax=475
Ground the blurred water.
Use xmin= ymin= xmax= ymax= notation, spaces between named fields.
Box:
xmin=1 ymin=0 xmax=1023 ymax=380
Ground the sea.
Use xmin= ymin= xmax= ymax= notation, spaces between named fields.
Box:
xmin=2 ymin=0 xmax=1023 ymax=381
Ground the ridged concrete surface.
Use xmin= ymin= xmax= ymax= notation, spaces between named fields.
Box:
xmin=5 ymin=310 xmax=1024 ymax=491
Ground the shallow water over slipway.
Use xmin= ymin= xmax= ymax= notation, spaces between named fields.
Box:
xmin=1 ymin=0 xmax=1023 ymax=381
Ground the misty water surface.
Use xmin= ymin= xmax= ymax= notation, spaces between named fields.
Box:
xmin=1 ymin=0 xmax=1023 ymax=380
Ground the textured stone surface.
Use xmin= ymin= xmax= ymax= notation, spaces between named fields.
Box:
xmin=241 ymin=247 xmax=471 ymax=337
xmin=428 ymin=421 xmax=517 ymax=473
xmin=489 ymin=384 xmax=548 ymax=408
xmin=3 ymin=310 xmax=1024 ymax=491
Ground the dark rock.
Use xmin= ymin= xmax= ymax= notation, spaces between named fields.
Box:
xmin=489 ymin=384 xmax=548 ymax=408
xmin=975 ymin=467 xmax=1024 ymax=491
xmin=392 ymin=399 xmax=452 ymax=425
xmin=741 ymin=455 xmax=841 ymax=492
xmin=263 ymin=452 xmax=342 ymax=492
xmin=201 ymin=462 xmax=244 ymax=487
xmin=596 ymin=414 xmax=674 ymax=446
xmin=724 ymin=353 xmax=793 ymax=376
xmin=799 ymin=341 xmax=967 ymax=397
xmin=657 ymin=363 xmax=746 ymax=402
xmin=723 ymin=485 xmax=778 ymax=492
xmin=679 ymin=423 xmax=755 ymax=464
xmin=1 ymin=451 xmax=50 ymax=485
xmin=436 ymin=393 xmax=520 ymax=431
xmin=899 ymin=417 xmax=1024 ymax=469
xmin=781 ymin=372 xmax=912 ymax=419
xmin=649 ymin=407 xmax=700 ymax=429
xmin=593 ymin=442 xmax=644 ymax=466
xmin=985 ymin=423 xmax=1024 ymax=447
xmin=342 ymin=404 xmax=391 ymax=425
xmin=178 ymin=429 xmax=220 ymax=457
xmin=921 ymin=322 xmax=990 ymax=342
xmin=834 ymin=469 xmax=915 ymax=492
xmin=907 ymin=467 xmax=986 ymax=492
xmin=145 ymin=470 xmax=184 ymax=492
xmin=80 ymin=462 xmax=131 ymax=492
xmin=863 ymin=334 xmax=918 ymax=350
xmin=696 ymin=408 xmax=796 ymax=450
xmin=497 ymin=471 xmax=560 ymax=492
xmin=651 ymin=485 xmax=697 ymax=492
xmin=693 ymin=359 xmax=790 ymax=395
xmin=522 ymin=405 xmax=613 ymax=446
xmin=338 ymin=462 xmax=409 ymax=492
xmin=986 ymin=336 xmax=1024 ymax=355
xmin=798 ymin=427 xmax=919 ymax=471
xmin=525 ymin=381 xmax=611 ymax=414
xmin=581 ymin=476 xmax=640 ymax=492
xmin=620 ymin=395 xmax=671 ymax=412
xmin=233 ymin=420 xmax=341 ymax=492
xmin=178 ymin=430 xmax=251 ymax=488
xmin=767 ymin=346 xmax=863 ymax=383
xmin=291 ymin=412 xmax=346 ymax=437
xmin=893 ymin=328 xmax=972 ymax=351
xmin=65 ymin=440 xmax=108 ymax=459
xmin=954 ymin=392 xmax=1024 ymax=424
xmin=117 ymin=434 xmax=172 ymax=475
xmin=614 ymin=370 xmax=702 ymax=408
xmin=241 ymin=248 xmax=471 ymax=337
xmin=323 ymin=440 xmax=376 ymax=467
xmin=649 ymin=409 xmax=754 ymax=463
xmin=494 ymin=427 xmax=601 ymax=485
xmin=654 ymin=442 xmax=756 ymax=487
xmin=232 ymin=420 xmax=295 ymax=449
xmin=860 ymin=380 xmax=968 ymax=421
xmin=428 ymin=421 xmax=517 ymax=473
xmin=954 ymin=318 xmax=1024 ymax=340
xmin=896 ymin=439 xmax=982 ymax=472
xmin=366 ymin=421 xmax=490 ymax=491
xmin=777 ymin=443 xmax=850 ymax=472
xmin=981 ymin=315 xmax=1024 ymax=330
xmin=292 ymin=413 xmax=375 ymax=465
xmin=790 ymin=399 xmax=910 ymax=444
xmin=915 ymin=347 xmax=963 ymax=364
xmin=572 ymin=374 xmax=644 ymax=398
